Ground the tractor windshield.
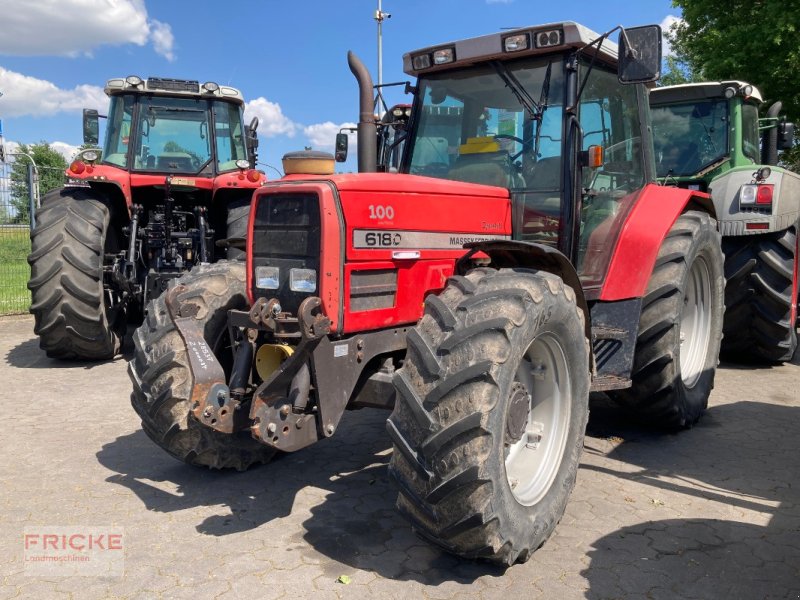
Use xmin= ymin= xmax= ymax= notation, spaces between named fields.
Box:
xmin=407 ymin=56 xmax=565 ymax=190
xmin=135 ymin=97 xmax=212 ymax=173
xmin=102 ymin=95 xmax=246 ymax=174
xmin=650 ymin=99 xmax=729 ymax=177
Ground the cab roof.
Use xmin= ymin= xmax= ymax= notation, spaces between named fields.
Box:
xmin=104 ymin=77 xmax=245 ymax=105
xmin=403 ymin=21 xmax=618 ymax=77
xmin=651 ymin=81 xmax=763 ymax=104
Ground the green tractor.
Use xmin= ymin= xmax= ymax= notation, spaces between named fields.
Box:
xmin=650 ymin=81 xmax=799 ymax=363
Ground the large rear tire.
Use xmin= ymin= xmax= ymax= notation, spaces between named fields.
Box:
xmin=611 ymin=211 xmax=724 ymax=429
xmin=721 ymin=228 xmax=798 ymax=363
xmin=387 ymin=268 xmax=590 ymax=565
xmin=225 ymin=196 xmax=250 ymax=260
xmin=128 ymin=261 xmax=275 ymax=470
xmin=27 ymin=187 xmax=122 ymax=360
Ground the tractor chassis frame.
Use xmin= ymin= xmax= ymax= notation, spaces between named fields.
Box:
xmin=165 ymin=288 xmax=408 ymax=453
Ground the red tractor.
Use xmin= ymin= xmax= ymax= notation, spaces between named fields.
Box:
xmin=130 ymin=23 xmax=724 ymax=564
xmin=28 ymin=76 xmax=264 ymax=360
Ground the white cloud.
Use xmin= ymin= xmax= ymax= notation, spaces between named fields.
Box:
xmin=0 ymin=0 xmax=175 ymax=60
xmin=51 ymin=141 xmax=81 ymax=163
xmin=149 ymin=19 xmax=175 ymax=62
xmin=0 ymin=67 xmax=106 ymax=118
xmin=244 ymin=97 xmax=299 ymax=138
xmin=303 ymin=121 xmax=357 ymax=150
xmin=660 ymin=15 xmax=683 ymax=57
xmin=0 ymin=140 xmax=78 ymax=164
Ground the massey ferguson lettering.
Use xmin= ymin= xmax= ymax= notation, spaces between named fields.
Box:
xmin=353 ymin=230 xmax=509 ymax=249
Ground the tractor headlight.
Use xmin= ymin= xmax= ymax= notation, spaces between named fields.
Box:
xmin=412 ymin=54 xmax=431 ymax=70
xmin=289 ymin=268 xmax=316 ymax=293
xmin=80 ymin=149 xmax=100 ymax=162
xmin=433 ymin=47 xmax=455 ymax=65
xmin=504 ymin=33 xmax=530 ymax=52
xmin=255 ymin=266 xmax=280 ymax=289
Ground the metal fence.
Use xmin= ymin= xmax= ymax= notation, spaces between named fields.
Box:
xmin=0 ymin=161 xmax=66 ymax=315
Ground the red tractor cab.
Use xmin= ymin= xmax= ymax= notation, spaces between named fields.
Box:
xmin=28 ymin=76 xmax=264 ymax=359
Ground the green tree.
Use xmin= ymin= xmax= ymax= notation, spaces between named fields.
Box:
xmin=669 ymin=0 xmax=800 ymax=122
xmin=9 ymin=142 xmax=67 ymax=223
xmin=659 ymin=55 xmax=698 ymax=87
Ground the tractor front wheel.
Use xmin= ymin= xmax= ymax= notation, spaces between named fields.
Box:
xmin=387 ymin=268 xmax=590 ymax=565
xmin=128 ymin=261 xmax=275 ymax=470
xmin=611 ymin=211 xmax=724 ymax=429
xmin=28 ymin=188 xmax=124 ymax=360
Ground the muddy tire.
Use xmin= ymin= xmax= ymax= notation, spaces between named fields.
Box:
xmin=721 ymin=228 xmax=798 ymax=363
xmin=611 ymin=211 xmax=724 ymax=429
xmin=128 ymin=261 xmax=274 ymax=470
xmin=387 ymin=268 xmax=590 ymax=565
xmin=27 ymin=187 xmax=122 ymax=360
xmin=225 ymin=196 xmax=250 ymax=260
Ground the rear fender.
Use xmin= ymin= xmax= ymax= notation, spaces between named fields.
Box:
xmin=70 ymin=164 xmax=132 ymax=210
xmin=600 ymin=184 xmax=715 ymax=301
xmin=86 ymin=181 xmax=130 ymax=225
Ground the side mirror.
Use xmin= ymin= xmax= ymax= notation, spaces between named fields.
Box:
xmin=249 ymin=116 xmax=259 ymax=133
xmin=83 ymin=109 xmax=99 ymax=145
xmin=618 ymin=25 xmax=662 ymax=84
xmin=246 ymin=126 xmax=259 ymax=151
xmin=335 ymin=133 xmax=349 ymax=162
xmin=778 ymin=121 xmax=795 ymax=150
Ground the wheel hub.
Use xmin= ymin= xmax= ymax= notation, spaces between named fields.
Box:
xmin=505 ymin=383 xmax=531 ymax=444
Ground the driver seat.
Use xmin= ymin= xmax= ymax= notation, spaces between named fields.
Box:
xmin=448 ymin=151 xmax=511 ymax=187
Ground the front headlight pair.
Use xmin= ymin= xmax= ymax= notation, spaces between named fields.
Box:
xmin=255 ymin=266 xmax=316 ymax=293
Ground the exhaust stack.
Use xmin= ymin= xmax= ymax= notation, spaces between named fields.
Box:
xmin=348 ymin=51 xmax=378 ymax=173
xmin=762 ymin=101 xmax=782 ymax=166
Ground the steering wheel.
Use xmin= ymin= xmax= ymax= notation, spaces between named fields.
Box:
xmin=493 ymin=134 xmax=529 ymax=161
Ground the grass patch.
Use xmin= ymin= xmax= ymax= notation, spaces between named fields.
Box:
xmin=0 ymin=228 xmax=31 ymax=315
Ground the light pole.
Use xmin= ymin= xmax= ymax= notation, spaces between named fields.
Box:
xmin=374 ymin=1 xmax=391 ymax=111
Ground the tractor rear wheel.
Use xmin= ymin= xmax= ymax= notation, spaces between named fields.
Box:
xmin=611 ymin=211 xmax=724 ymax=429
xmin=387 ymin=268 xmax=590 ymax=565
xmin=721 ymin=228 xmax=798 ymax=363
xmin=28 ymin=188 xmax=123 ymax=360
xmin=129 ymin=261 xmax=275 ymax=470
xmin=225 ymin=196 xmax=250 ymax=260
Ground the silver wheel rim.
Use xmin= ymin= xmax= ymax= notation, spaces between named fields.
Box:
xmin=679 ymin=255 xmax=712 ymax=388
xmin=505 ymin=333 xmax=571 ymax=506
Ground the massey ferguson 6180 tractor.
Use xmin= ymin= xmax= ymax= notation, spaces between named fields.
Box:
xmin=650 ymin=82 xmax=799 ymax=363
xmin=28 ymin=76 xmax=263 ymax=360
xmin=130 ymin=23 xmax=725 ymax=564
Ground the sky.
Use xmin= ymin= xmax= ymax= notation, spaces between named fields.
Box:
xmin=0 ymin=0 xmax=680 ymax=175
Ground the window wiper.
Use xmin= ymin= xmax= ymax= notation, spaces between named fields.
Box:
xmin=490 ymin=60 xmax=542 ymax=120
xmin=533 ymin=60 xmax=553 ymax=158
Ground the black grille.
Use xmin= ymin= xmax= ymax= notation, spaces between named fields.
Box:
xmin=251 ymin=193 xmax=321 ymax=313
xmin=146 ymin=78 xmax=200 ymax=93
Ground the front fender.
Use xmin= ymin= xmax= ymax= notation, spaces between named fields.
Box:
xmin=457 ymin=240 xmax=591 ymax=343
